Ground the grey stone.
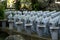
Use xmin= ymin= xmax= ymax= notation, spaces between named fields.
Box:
xmin=8 ymin=20 xmax=14 ymax=30
xmin=16 ymin=22 xmax=23 ymax=32
xmin=5 ymin=35 xmax=24 ymax=40
xmin=50 ymin=27 xmax=59 ymax=40
xmin=2 ymin=21 xmax=6 ymax=29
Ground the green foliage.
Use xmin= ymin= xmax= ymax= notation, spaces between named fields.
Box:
xmin=0 ymin=5 xmax=5 ymax=19
xmin=32 ymin=3 xmax=40 ymax=11
xmin=31 ymin=0 xmax=46 ymax=11
xmin=15 ymin=0 xmax=46 ymax=11
xmin=31 ymin=0 xmax=39 ymax=11
xmin=1 ymin=1 xmax=6 ymax=9
xmin=0 ymin=1 xmax=6 ymax=19
xmin=15 ymin=1 xmax=20 ymax=10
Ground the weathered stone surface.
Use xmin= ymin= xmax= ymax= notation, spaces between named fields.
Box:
xmin=5 ymin=35 xmax=24 ymax=40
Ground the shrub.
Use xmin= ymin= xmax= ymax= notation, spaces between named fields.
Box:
xmin=0 ymin=3 xmax=5 ymax=20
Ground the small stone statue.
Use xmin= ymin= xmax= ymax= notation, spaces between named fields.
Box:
xmin=8 ymin=13 xmax=13 ymax=20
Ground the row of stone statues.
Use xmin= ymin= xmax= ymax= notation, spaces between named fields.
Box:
xmin=6 ymin=10 xmax=60 ymax=40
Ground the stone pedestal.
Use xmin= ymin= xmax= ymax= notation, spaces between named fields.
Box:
xmin=44 ymin=24 xmax=50 ymax=36
xmin=16 ymin=22 xmax=23 ymax=32
xmin=50 ymin=27 xmax=59 ymax=40
xmin=25 ymin=24 xmax=32 ymax=34
xmin=8 ymin=20 xmax=14 ymax=30
xmin=21 ymin=19 xmax=25 ymax=30
xmin=2 ymin=19 xmax=7 ymax=29
xmin=36 ymin=24 xmax=46 ymax=37
xmin=33 ymin=21 xmax=37 ymax=32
